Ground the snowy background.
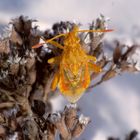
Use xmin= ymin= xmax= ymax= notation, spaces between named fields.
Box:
xmin=0 ymin=0 xmax=140 ymax=139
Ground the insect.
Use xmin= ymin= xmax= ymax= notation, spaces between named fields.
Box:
xmin=32 ymin=25 xmax=113 ymax=103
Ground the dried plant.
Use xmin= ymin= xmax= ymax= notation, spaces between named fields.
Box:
xmin=0 ymin=15 xmax=139 ymax=140
xmin=108 ymin=130 xmax=139 ymax=140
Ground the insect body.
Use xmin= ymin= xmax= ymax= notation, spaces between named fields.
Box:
xmin=33 ymin=25 xmax=113 ymax=103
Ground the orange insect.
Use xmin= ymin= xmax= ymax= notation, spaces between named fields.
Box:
xmin=32 ymin=25 xmax=113 ymax=103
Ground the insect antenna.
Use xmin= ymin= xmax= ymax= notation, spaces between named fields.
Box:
xmin=32 ymin=28 xmax=113 ymax=48
xmin=32 ymin=33 xmax=67 ymax=48
xmin=78 ymin=29 xmax=113 ymax=33
xmin=45 ymin=33 xmax=67 ymax=43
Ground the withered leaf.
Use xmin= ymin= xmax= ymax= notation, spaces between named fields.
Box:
xmin=113 ymin=46 xmax=121 ymax=64
xmin=64 ymin=105 xmax=78 ymax=130
xmin=102 ymin=69 xmax=117 ymax=81
xmin=31 ymin=100 xmax=45 ymax=116
xmin=10 ymin=27 xmax=23 ymax=45
xmin=121 ymin=63 xmax=139 ymax=73
xmin=0 ymin=39 xmax=10 ymax=54
xmin=121 ymin=45 xmax=137 ymax=61
xmin=0 ymin=125 xmax=6 ymax=136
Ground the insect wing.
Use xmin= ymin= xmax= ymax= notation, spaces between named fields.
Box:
xmin=58 ymin=64 xmax=90 ymax=103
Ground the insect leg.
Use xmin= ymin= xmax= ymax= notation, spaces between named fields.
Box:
xmin=88 ymin=62 xmax=102 ymax=73
xmin=87 ymin=55 xmax=97 ymax=62
xmin=82 ymin=64 xmax=90 ymax=88
xmin=51 ymin=72 xmax=59 ymax=90
xmin=48 ymin=40 xmax=64 ymax=49
xmin=48 ymin=56 xmax=61 ymax=64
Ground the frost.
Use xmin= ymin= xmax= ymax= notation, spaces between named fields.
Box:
xmin=79 ymin=114 xmax=90 ymax=125
xmin=19 ymin=58 xmax=27 ymax=65
xmin=7 ymin=55 xmax=21 ymax=64
xmin=9 ymin=132 xmax=18 ymax=140
xmin=0 ymin=69 xmax=8 ymax=79
xmin=49 ymin=113 xmax=61 ymax=122
xmin=66 ymin=103 xmax=77 ymax=109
